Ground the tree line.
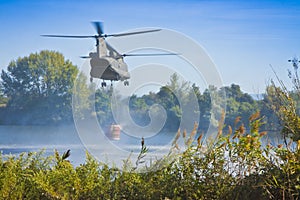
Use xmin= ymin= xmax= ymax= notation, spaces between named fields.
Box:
xmin=0 ymin=50 xmax=299 ymax=140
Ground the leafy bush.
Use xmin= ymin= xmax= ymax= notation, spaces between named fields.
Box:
xmin=0 ymin=113 xmax=299 ymax=199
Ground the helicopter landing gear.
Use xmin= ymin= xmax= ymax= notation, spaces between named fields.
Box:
xmin=124 ymin=80 xmax=129 ymax=86
xmin=101 ymin=81 xmax=107 ymax=87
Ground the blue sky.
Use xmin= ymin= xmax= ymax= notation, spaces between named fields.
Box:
xmin=1 ymin=0 xmax=300 ymax=93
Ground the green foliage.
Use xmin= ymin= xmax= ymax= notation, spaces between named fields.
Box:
xmin=0 ymin=93 xmax=8 ymax=107
xmin=0 ymin=115 xmax=299 ymax=199
xmin=266 ymin=59 xmax=300 ymax=141
xmin=72 ymin=72 xmax=93 ymax=120
xmin=223 ymin=84 xmax=259 ymax=130
xmin=263 ymin=142 xmax=300 ymax=199
xmin=95 ymin=87 xmax=114 ymax=126
xmin=0 ymin=50 xmax=79 ymax=124
xmin=128 ymin=94 xmax=151 ymax=126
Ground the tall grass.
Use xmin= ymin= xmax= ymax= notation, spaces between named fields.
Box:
xmin=0 ymin=113 xmax=299 ymax=200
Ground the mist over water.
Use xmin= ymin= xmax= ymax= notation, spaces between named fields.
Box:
xmin=0 ymin=124 xmax=181 ymax=167
xmin=0 ymin=123 xmax=288 ymax=170
xmin=0 ymin=125 xmax=85 ymax=165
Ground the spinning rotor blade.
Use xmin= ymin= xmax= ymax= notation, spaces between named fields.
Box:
xmin=80 ymin=56 xmax=91 ymax=59
xmin=122 ymin=53 xmax=178 ymax=57
xmin=42 ymin=22 xmax=162 ymax=48
xmin=41 ymin=29 xmax=160 ymax=39
xmin=42 ymin=22 xmax=104 ymax=39
xmin=108 ymin=29 xmax=161 ymax=37
xmin=92 ymin=21 xmax=104 ymax=35
xmin=41 ymin=35 xmax=94 ymax=38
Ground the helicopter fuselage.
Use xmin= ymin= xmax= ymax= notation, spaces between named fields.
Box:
xmin=90 ymin=56 xmax=130 ymax=81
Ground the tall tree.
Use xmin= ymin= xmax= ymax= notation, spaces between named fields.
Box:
xmin=222 ymin=84 xmax=258 ymax=129
xmin=0 ymin=50 xmax=78 ymax=124
xmin=0 ymin=92 xmax=7 ymax=107
xmin=72 ymin=72 xmax=93 ymax=120
xmin=95 ymin=87 xmax=114 ymax=126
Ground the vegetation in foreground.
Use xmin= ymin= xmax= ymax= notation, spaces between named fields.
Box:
xmin=0 ymin=114 xmax=299 ymax=200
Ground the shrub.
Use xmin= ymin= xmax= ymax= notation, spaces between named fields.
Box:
xmin=0 ymin=115 xmax=299 ymax=199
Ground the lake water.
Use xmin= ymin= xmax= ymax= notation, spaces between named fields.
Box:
xmin=0 ymin=125 xmax=84 ymax=165
xmin=0 ymin=125 xmax=288 ymax=168
xmin=0 ymin=125 xmax=179 ymax=167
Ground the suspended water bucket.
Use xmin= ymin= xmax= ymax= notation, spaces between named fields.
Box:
xmin=106 ymin=124 xmax=121 ymax=140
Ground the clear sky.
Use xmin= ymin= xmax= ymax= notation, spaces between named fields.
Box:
xmin=1 ymin=0 xmax=300 ymax=93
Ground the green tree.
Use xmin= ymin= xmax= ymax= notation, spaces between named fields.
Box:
xmin=72 ymin=72 xmax=93 ymax=120
xmin=95 ymin=87 xmax=114 ymax=126
xmin=0 ymin=91 xmax=8 ymax=124
xmin=258 ymin=86 xmax=281 ymax=133
xmin=0 ymin=92 xmax=8 ymax=107
xmin=194 ymin=85 xmax=211 ymax=132
xmin=157 ymin=73 xmax=189 ymax=131
xmin=0 ymin=50 xmax=78 ymax=124
xmin=222 ymin=84 xmax=258 ymax=130
xmin=129 ymin=94 xmax=150 ymax=126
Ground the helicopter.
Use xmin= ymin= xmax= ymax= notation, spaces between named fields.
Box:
xmin=42 ymin=22 xmax=176 ymax=87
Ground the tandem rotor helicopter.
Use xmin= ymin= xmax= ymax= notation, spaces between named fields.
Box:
xmin=42 ymin=22 xmax=176 ymax=87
